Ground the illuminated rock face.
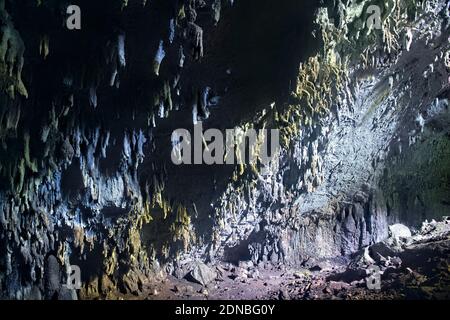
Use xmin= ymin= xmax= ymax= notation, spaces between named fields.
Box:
xmin=0 ymin=0 xmax=449 ymax=299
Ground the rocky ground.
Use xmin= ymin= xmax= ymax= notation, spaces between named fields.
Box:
xmin=110 ymin=218 xmax=450 ymax=300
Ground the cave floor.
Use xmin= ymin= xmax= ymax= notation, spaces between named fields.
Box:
xmin=129 ymin=256 xmax=449 ymax=301
xmin=113 ymin=220 xmax=450 ymax=301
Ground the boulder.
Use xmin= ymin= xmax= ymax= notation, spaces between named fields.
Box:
xmin=370 ymin=242 xmax=398 ymax=262
xmin=389 ymin=224 xmax=412 ymax=239
xmin=58 ymin=286 xmax=78 ymax=300
xmin=189 ymin=262 xmax=217 ymax=286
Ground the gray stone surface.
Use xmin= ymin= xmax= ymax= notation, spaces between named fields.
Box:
xmin=189 ymin=262 xmax=217 ymax=286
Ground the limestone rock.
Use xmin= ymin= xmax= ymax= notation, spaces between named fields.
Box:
xmin=189 ymin=262 xmax=217 ymax=286
xmin=389 ymin=224 xmax=412 ymax=239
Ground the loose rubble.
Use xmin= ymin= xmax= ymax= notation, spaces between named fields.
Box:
xmin=126 ymin=219 xmax=450 ymax=300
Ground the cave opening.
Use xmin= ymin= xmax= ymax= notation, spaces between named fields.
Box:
xmin=0 ymin=0 xmax=450 ymax=302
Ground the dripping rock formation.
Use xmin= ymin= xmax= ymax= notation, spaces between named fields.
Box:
xmin=0 ymin=0 xmax=449 ymax=300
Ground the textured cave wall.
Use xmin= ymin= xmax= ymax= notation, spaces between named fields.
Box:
xmin=214 ymin=0 xmax=450 ymax=267
xmin=0 ymin=0 xmax=449 ymax=300
xmin=209 ymin=0 xmax=450 ymax=268
xmin=380 ymin=96 xmax=450 ymax=226
xmin=0 ymin=0 xmax=318 ymax=299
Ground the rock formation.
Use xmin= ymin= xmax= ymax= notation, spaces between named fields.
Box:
xmin=0 ymin=0 xmax=449 ymax=300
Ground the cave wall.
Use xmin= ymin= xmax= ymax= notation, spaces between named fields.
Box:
xmin=213 ymin=0 xmax=450 ymax=267
xmin=0 ymin=0 xmax=449 ymax=299
xmin=0 ymin=0 xmax=319 ymax=299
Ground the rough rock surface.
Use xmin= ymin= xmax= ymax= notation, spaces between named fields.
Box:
xmin=389 ymin=224 xmax=412 ymax=239
xmin=123 ymin=218 xmax=450 ymax=300
xmin=189 ymin=262 xmax=217 ymax=286
xmin=0 ymin=0 xmax=449 ymax=299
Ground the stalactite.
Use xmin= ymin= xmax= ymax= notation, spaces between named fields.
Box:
xmin=153 ymin=40 xmax=166 ymax=76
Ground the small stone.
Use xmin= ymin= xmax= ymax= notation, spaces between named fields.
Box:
xmin=174 ymin=266 xmax=188 ymax=280
xmin=279 ymin=289 xmax=290 ymax=300
xmin=323 ymin=287 xmax=333 ymax=294
xmin=294 ymin=271 xmax=306 ymax=279
xmin=59 ymin=286 xmax=78 ymax=300
xmin=248 ymin=269 xmax=260 ymax=279
xmin=185 ymin=286 xmax=194 ymax=294
xmin=198 ymin=288 xmax=209 ymax=296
